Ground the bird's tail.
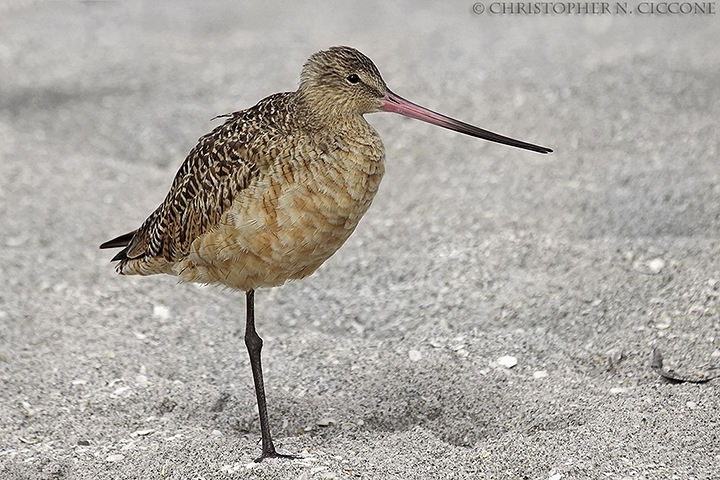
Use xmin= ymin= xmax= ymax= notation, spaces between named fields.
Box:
xmin=99 ymin=230 xmax=137 ymax=261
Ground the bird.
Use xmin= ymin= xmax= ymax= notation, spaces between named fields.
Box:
xmin=99 ymin=46 xmax=552 ymax=461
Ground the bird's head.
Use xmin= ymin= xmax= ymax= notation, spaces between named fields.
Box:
xmin=298 ymin=46 xmax=387 ymax=119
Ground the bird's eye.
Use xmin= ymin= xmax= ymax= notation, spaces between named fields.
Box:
xmin=346 ymin=74 xmax=360 ymax=84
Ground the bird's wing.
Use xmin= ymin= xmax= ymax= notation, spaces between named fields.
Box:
xmin=100 ymin=92 xmax=298 ymax=265
xmin=116 ymin=114 xmax=260 ymax=264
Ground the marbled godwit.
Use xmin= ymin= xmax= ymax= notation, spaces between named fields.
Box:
xmin=100 ymin=46 xmax=552 ymax=461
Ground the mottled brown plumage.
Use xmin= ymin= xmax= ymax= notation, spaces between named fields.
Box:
xmin=100 ymin=46 xmax=551 ymax=461
xmin=106 ymin=48 xmax=386 ymax=292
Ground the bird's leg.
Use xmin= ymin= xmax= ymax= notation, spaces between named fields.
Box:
xmin=244 ymin=289 xmax=296 ymax=462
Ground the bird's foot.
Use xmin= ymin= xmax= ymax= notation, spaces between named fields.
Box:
xmin=253 ymin=448 xmax=300 ymax=463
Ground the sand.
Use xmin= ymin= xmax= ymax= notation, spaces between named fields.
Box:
xmin=1 ymin=2 xmax=718 ymax=479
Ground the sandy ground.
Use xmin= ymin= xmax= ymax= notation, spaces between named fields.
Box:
xmin=1 ymin=1 xmax=719 ymax=479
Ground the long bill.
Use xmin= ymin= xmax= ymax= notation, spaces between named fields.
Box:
xmin=379 ymin=89 xmax=552 ymax=154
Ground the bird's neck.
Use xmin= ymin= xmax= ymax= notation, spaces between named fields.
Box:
xmin=294 ymin=90 xmax=364 ymax=131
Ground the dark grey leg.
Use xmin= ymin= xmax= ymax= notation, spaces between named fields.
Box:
xmin=244 ymin=289 xmax=296 ymax=461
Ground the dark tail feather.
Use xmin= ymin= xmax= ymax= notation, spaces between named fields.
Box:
xmin=99 ymin=231 xmax=136 ymax=249
xmin=99 ymin=230 xmax=137 ymax=262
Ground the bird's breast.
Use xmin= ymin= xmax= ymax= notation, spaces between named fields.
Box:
xmin=178 ymin=126 xmax=385 ymax=291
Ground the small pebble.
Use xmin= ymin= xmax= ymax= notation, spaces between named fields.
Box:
xmin=21 ymin=401 xmax=35 ymax=417
xmin=548 ymin=474 xmax=563 ymax=480
xmin=633 ymin=257 xmax=665 ymax=275
xmin=497 ymin=356 xmax=518 ymax=368
xmin=121 ymin=441 xmax=135 ymax=452
xmin=609 ymin=387 xmax=626 ymax=394
xmin=106 ymin=454 xmax=125 ymax=462
xmin=686 ymin=401 xmax=697 ymax=409
xmin=711 ymin=350 xmax=720 ymax=358
xmin=153 ymin=305 xmax=170 ymax=320
xmin=220 ymin=463 xmax=244 ymax=473
xmin=608 ymin=349 xmax=624 ymax=366
xmin=132 ymin=428 xmax=155 ymax=437
xmin=533 ymin=370 xmax=548 ymax=379
xmin=113 ymin=386 xmax=131 ymax=396
xmin=18 ymin=436 xmax=40 ymax=445
xmin=408 ymin=349 xmax=422 ymax=361
xmin=6 ymin=235 xmax=27 ymax=247
xmin=317 ymin=417 xmax=337 ymax=427
xmin=647 ymin=258 xmax=665 ymax=274
xmin=211 ymin=429 xmax=222 ymax=437
xmin=655 ymin=312 xmax=672 ymax=330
